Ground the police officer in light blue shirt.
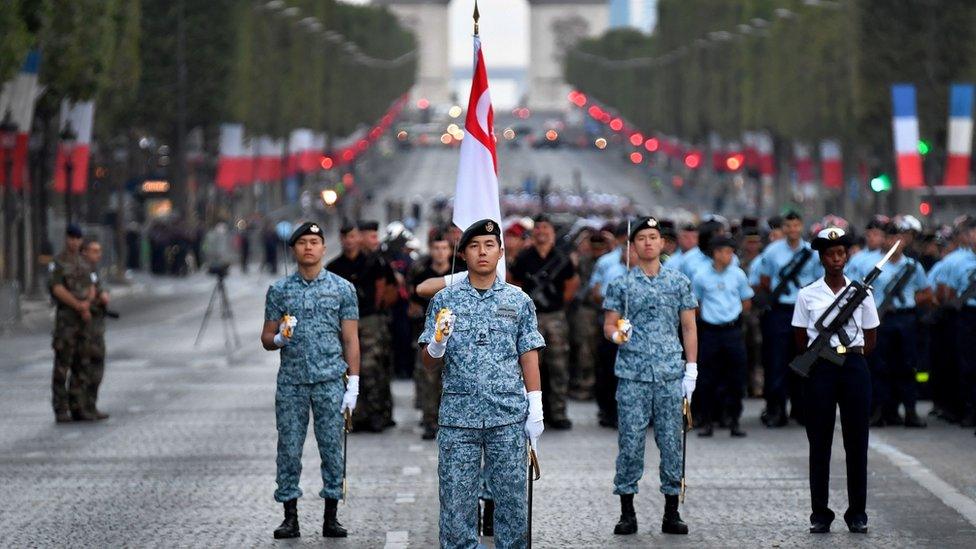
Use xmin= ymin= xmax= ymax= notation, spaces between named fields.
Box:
xmin=677 ymin=221 xmax=740 ymax=283
xmin=945 ymin=218 xmax=976 ymax=429
xmin=845 ymin=216 xmax=888 ymax=280
xmin=589 ymin=222 xmax=631 ymax=428
xmin=420 ymin=219 xmax=546 ymax=549
xmin=692 ymin=236 xmax=754 ymax=437
xmin=869 ymin=222 xmax=933 ymax=428
xmin=755 ymin=211 xmax=823 ymax=427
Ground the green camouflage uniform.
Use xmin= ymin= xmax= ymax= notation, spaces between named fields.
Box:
xmin=49 ymin=250 xmax=96 ymax=415
xmin=78 ymin=267 xmax=108 ymax=413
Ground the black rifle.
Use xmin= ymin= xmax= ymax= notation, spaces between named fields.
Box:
xmin=877 ymin=259 xmax=916 ymax=320
xmin=760 ymin=247 xmax=813 ymax=312
xmin=523 ymin=250 xmax=571 ymax=310
xmin=951 ymin=270 xmax=976 ymax=311
xmin=790 ymin=242 xmax=900 ymax=377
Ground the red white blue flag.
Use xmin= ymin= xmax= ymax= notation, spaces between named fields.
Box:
xmin=943 ymin=83 xmax=973 ymax=187
xmin=891 ymin=84 xmax=924 ymax=188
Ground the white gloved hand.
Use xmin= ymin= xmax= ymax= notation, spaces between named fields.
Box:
xmin=340 ymin=375 xmax=360 ymax=414
xmin=682 ymin=362 xmax=698 ymax=402
xmin=443 ymin=271 xmax=469 ymax=286
xmin=273 ymin=316 xmax=298 ymax=348
xmin=524 ymin=390 xmax=544 ymax=451
xmin=611 ymin=318 xmax=632 ymax=345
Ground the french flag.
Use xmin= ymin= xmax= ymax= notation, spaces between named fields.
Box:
xmin=216 ymin=124 xmax=245 ymax=191
xmin=54 ymin=100 xmax=95 ymax=194
xmin=820 ymin=139 xmax=843 ymax=189
xmin=794 ymin=142 xmax=814 ymax=183
xmin=453 ymin=33 xmax=503 ymax=275
xmin=891 ymin=84 xmax=924 ymax=188
xmin=943 ymin=83 xmax=973 ymax=187
xmin=0 ymin=50 xmax=41 ymax=191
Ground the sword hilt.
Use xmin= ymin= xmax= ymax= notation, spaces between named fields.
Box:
xmin=682 ymin=398 xmax=692 ymax=432
xmin=344 ymin=409 xmax=352 ymax=432
xmin=680 ymin=479 xmax=686 ymax=504
xmin=528 ymin=447 xmax=541 ymax=480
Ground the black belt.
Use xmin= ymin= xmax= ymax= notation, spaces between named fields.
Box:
xmin=834 ymin=345 xmax=864 ymax=355
xmin=700 ymin=318 xmax=742 ymax=330
xmin=886 ymin=308 xmax=916 ymax=316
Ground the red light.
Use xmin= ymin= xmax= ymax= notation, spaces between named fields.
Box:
xmin=320 ymin=156 xmax=334 ymax=170
xmin=416 ymin=98 xmax=430 ymax=110
xmin=600 ymin=113 xmax=612 ymax=124
xmin=342 ymin=173 xmax=354 ymax=186
xmin=644 ymin=138 xmax=659 ymax=152
xmin=684 ymin=152 xmax=701 ymax=169
xmin=356 ymin=139 xmax=368 ymax=151
xmin=342 ymin=149 xmax=354 ymax=162
xmin=725 ymin=154 xmax=744 ymax=171
xmin=588 ymin=105 xmax=602 ymax=119
xmin=919 ymin=201 xmax=932 ymax=216
xmin=609 ymin=118 xmax=624 ymax=131
xmin=369 ymin=127 xmax=381 ymax=140
xmin=629 ymin=133 xmax=644 ymax=147
xmin=629 ymin=152 xmax=644 ymax=164
xmin=574 ymin=93 xmax=587 ymax=107
xmin=672 ymin=175 xmax=684 ymax=188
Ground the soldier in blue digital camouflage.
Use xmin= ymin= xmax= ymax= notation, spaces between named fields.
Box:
xmin=262 ymin=221 xmax=361 ymax=540
xmin=419 ymin=218 xmax=546 ymax=549
xmin=603 ymin=216 xmax=699 ymax=537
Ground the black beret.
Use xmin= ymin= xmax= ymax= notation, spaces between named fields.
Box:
xmin=680 ymin=223 xmax=697 ymax=232
xmin=532 ymin=213 xmax=553 ymax=225
xmin=865 ymin=215 xmax=889 ymax=231
xmin=659 ymin=219 xmax=677 ymax=238
xmin=629 ymin=216 xmax=661 ymax=241
xmin=811 ymin=227 xmax=854 ymax=252
xmin=707 ymin=235 xmax=737 ymax=253
xmin=767 ymin=216 xmax=783 ymax=230
xmin=783 ymin=210 xmax=802 ymax=221
xmin=66 ymin=223 xmax=83 ymax=238
xmin=741 ymin=216 xmax=759 ymax=229
xmin=357 ymin=220 xmax=379 ymax=232
xmin=882 ymin=222 xmax=900 ymax=236
xmin=614 ymin=220 xmax=629 ymax=237
xmin=339 ymin=223 xmax=357 ymax=235
xmin=458 ymin=219 xmax=502 ymax=250
xmin=288 ymin=222 xmax=325 ymax=246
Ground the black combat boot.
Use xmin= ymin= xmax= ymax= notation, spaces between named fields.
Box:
xmin=662 ymin=494 xmax=688 ymax=535
xmin=71 ymin=409 xmax=97 ymax=421
xmin=729 ymin=419 xmax=747 ymax=438
xmin=481 ymin=499 xmax=494 ymax=536
xmin=55 ymin=410 xmax=72 ymax=423
xmin=613 ymin=494 xmax=637 ymax=535
xmin=273 ymin=499 xmax=300 ymax=539
xmin=322 ymin=498 xmax=348 ymax=537
xmin=904 ymin=407 xmax=927 ymax=428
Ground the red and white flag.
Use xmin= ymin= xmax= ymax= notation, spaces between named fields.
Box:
xmin=216 ymin=123 xmax=245 ymax=191
xmin=0 ymin=50 xmax=41 ymax=190
xmin=819 ymin=139 xmax=843 ymax=189
xmin=453 ymin=35 xmax=502 ymax=248
xmin=54 ymin=100 xmax=95 ymax=194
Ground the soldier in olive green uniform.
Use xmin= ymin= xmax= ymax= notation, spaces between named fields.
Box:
xmin=79 ymin=238 xmax=111 ymax=420
xmin=49 ymin=224 xmax=96 ymax=422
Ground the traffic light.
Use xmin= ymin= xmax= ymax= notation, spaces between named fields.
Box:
xmin=917 ymin=139 xmax=930 ymax=156
xmin=870 ymin=173 xmax=892 ymax=192
xmin=684 ymin=152 xmax=701 ymax=169
xmin=919 ymin=201 xmax=932 ymax=216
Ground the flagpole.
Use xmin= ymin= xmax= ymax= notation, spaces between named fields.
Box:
xmin=473 ymin=0 xmax=480 ymax=37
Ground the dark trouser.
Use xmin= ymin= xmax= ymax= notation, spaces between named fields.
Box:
xmin=761 ymin=305 xmax=802 ymax=418
xmin=697 ymin=322 xmax=747 ymax=425
xmin=931 ymin=308 xmax=962 ymax=417
xmin=804 ymin=354 xmax=870 ymax=526
xmin=957 ymin=307 xmax=976 ymax=414
xmin=595 ymin=312 xmax=619 ymax=423
xmin=874 ymin=311 xmax=919 ymax=414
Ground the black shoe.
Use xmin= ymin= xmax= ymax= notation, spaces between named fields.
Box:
xmin=613 ymin=494 xmax=637 ymax=535
xmin=869 ymin=407 xmax=886 ymax=427
xmin=847 ymin=519 xmax=868 ymax=534
xmin=729 ymin=422 xmax=747 ymax=438
xmin=809 ymin=521 xmax=830 ymax=534
xmin=598 ymin=415 xmax=618 ymax=429
xmin=422 ymin=424 xmax=438 ymax=440
xmin=55 ymin=410 xmax=72 ymax=423
xmin=71 ymin=409 xmax=97 ymax=422
xmin=904 ymin=408 xmax=927 ymax=428
xmin=548 ymin=417 xmax=573 ymax=430
xmin=322 ymin=498 xmax=348 ymax=537
xmin=91 ymin=408 xmax=110 ymax=420
xmin=662 ymin=495 xmax=688 ymax=535
xmin=765 ymin=409 xmax=788 ymax=428
xmin=883 ymin=410 xmax=904 ymax=426
xmin=697 ymin=423 xmax=714 ymax=438
xmin=960 ymin=410 xmax=976 ymax=428
xmin=273 ymin=499 xmax=300 ymax=539
xmin=481 ymin=499 xmax=494 ymax=537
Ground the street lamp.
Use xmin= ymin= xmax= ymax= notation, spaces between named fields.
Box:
xmin=1 ymin=110 xmax=18 ymax=281
xmin=60 ymin=122 xmax=77 ymax=224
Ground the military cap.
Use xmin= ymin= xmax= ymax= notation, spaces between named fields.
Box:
xmin=458 ymin=218 xmax=502 ymax=249
xmin=882 ymin=221 xmax=900 ymax=236
xmin=66 ymin=223 xmax=83 ymax=238
xmin=629 ymin=216 xmax=661 ymax=241
xmin=707 ymin=235 xmax=737 ymax=254
xmin=659 ymin=219 xmax=677 ymax=239
xmin=680 ymin=222 xmax=698 ymax=232
xmin=357 ymin=220 xmax=379 ymax=232
xmin=865 ymin=214 xmax=890 ymax=231
xmin=532 ymin=213 xmax=553 ymax=226
xmin=811 ymin=227 xmax=853 ymax=252
xmin=339 ymin=223 xmax=358 ymax=236
xmin=767 ymin=216 xmax=783 ymax=230
xmin=288 ymin=221 xmax=325 ymax=246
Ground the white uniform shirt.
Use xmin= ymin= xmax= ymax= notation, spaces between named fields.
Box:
xmin=792 ymin=276 xmax=880 ymax=348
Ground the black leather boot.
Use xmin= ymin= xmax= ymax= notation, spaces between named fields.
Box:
xmin=481 ymin=499 xmax=494 ymax=536
xmin=273 ymin=499 xmax=300 ymax=539
xmin=729 ymin=419 xmax=747 ymax=438
xmin=662 ymin=494 xmax=688 ymax=534
xmin=613 ymin=494 xmax=637 ymax=535
xmin=322 ymin=498 xmax=347 ymax=537
xmin=904 ymin=407 xmax=927 ymax=428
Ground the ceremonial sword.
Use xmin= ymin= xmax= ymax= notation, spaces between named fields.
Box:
xmin=680 ymin=397 xmax=691 ymax=503
xmin=527 ymin=446 xmax=541 ymax=548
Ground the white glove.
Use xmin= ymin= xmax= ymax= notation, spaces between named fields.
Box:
xmin=524 ymin=390 xmax=544 ymax=451
xmin=443 ymin=271 xmax=468 ymax=286
xmin=273 ymin=316 xmax=298 ymax=348
xmin=611 ymin=319 xmax=632 ymax=345
xmin=682 ymin=362 xmax=698 ymax=402
xmin=340 ymin=375 xmax=359 ymax=414
xmin=427 ymin=310 xmax=456 ymax=358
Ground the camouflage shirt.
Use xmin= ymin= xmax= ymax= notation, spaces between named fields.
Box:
xmin=604 ymin=266 xmax=698 ymax=382
xmin=49 ymin=250 xmax=96 ymax=322
xmin=265 ymin=268 xmax=359 ymax=385
xmin=419 ymin=276 xmax=546 ymax=429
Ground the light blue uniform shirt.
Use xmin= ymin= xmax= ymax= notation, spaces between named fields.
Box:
xmin=589 ymin=247 xmax=628 ymax=298
xmin=663 ymin=248 xmax=686 ymax=272
xmin=927 ymin=248 xmax=968 ymax=287
xmin=845 ymin=248 xmax=882 ymax=280
xmin=757 ymin=239 xmax=823 ymax=305
xmin=946 ymin=250 xmax=976 ymax=307
xmin=692 ymin=263 xmax=755 ymax=324
xmin=678 ymin=246 xmax=740 ymax=282
xmin=873 ymin=255 xmax=929 ymax=310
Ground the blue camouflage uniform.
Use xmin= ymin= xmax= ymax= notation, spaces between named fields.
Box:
xmin=604 ymin=267 xmax=698 ymax=495
xmin=419 ymin=276 xmax=545 ymax=549
xmin=265 ymin=269 xmax=358 ymax=502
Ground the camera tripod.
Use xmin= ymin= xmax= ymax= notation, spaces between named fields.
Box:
xmin=194 ymin=273 xmax=241 ymax=350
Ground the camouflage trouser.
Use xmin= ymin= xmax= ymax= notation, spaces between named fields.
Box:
xmin=613 ymin=378 xmax=683 ymax=496
xmin=274 ymin=379 xmax=344 ymax=502
xmin=568 ymin=306 xmax=598 ymax=397
xmin=356 ymin=315 xmax=393 ymax=430
xmin=51 ymin=313 xmax=87 ymax=414
xmin=417 ymin=361 xmax=443 ymax=428
xmin=536 ymin=311 xmax=570 ymax=421
xmin=438 ymin=423 xmax=526 ymax=549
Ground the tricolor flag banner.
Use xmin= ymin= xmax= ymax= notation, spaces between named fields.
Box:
xmin=793 ymin=142 xmax=814 ymax=183
xmin=819 ymin=139 xmax=843 ymax=189
xmin=891 ymin=84 xmax=924 ymax=188
xmin=757 ymin=131 xmax=775 ymax=177
xmin=54 ymin=100 xmax=95 ymax=195
xmin=0 ymin=50 xmax=41 ymax=190
xmin=216 ymin=123 xmax=245 ymax=191
xmin=943 ymin=83 xmax=974 ymax=187
xmin=453 ymin=34 xmax=502 ymax=274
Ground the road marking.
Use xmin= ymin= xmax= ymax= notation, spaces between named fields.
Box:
xmin=870 ymin=435 xmax=976 ymax=527
xmin=384 ymin=530 xmax=409 ymax=548
xmin=395 ymin=493 xmax=415 ymax=504
xmin=401 ymin=466 xmax=421 ymax=476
